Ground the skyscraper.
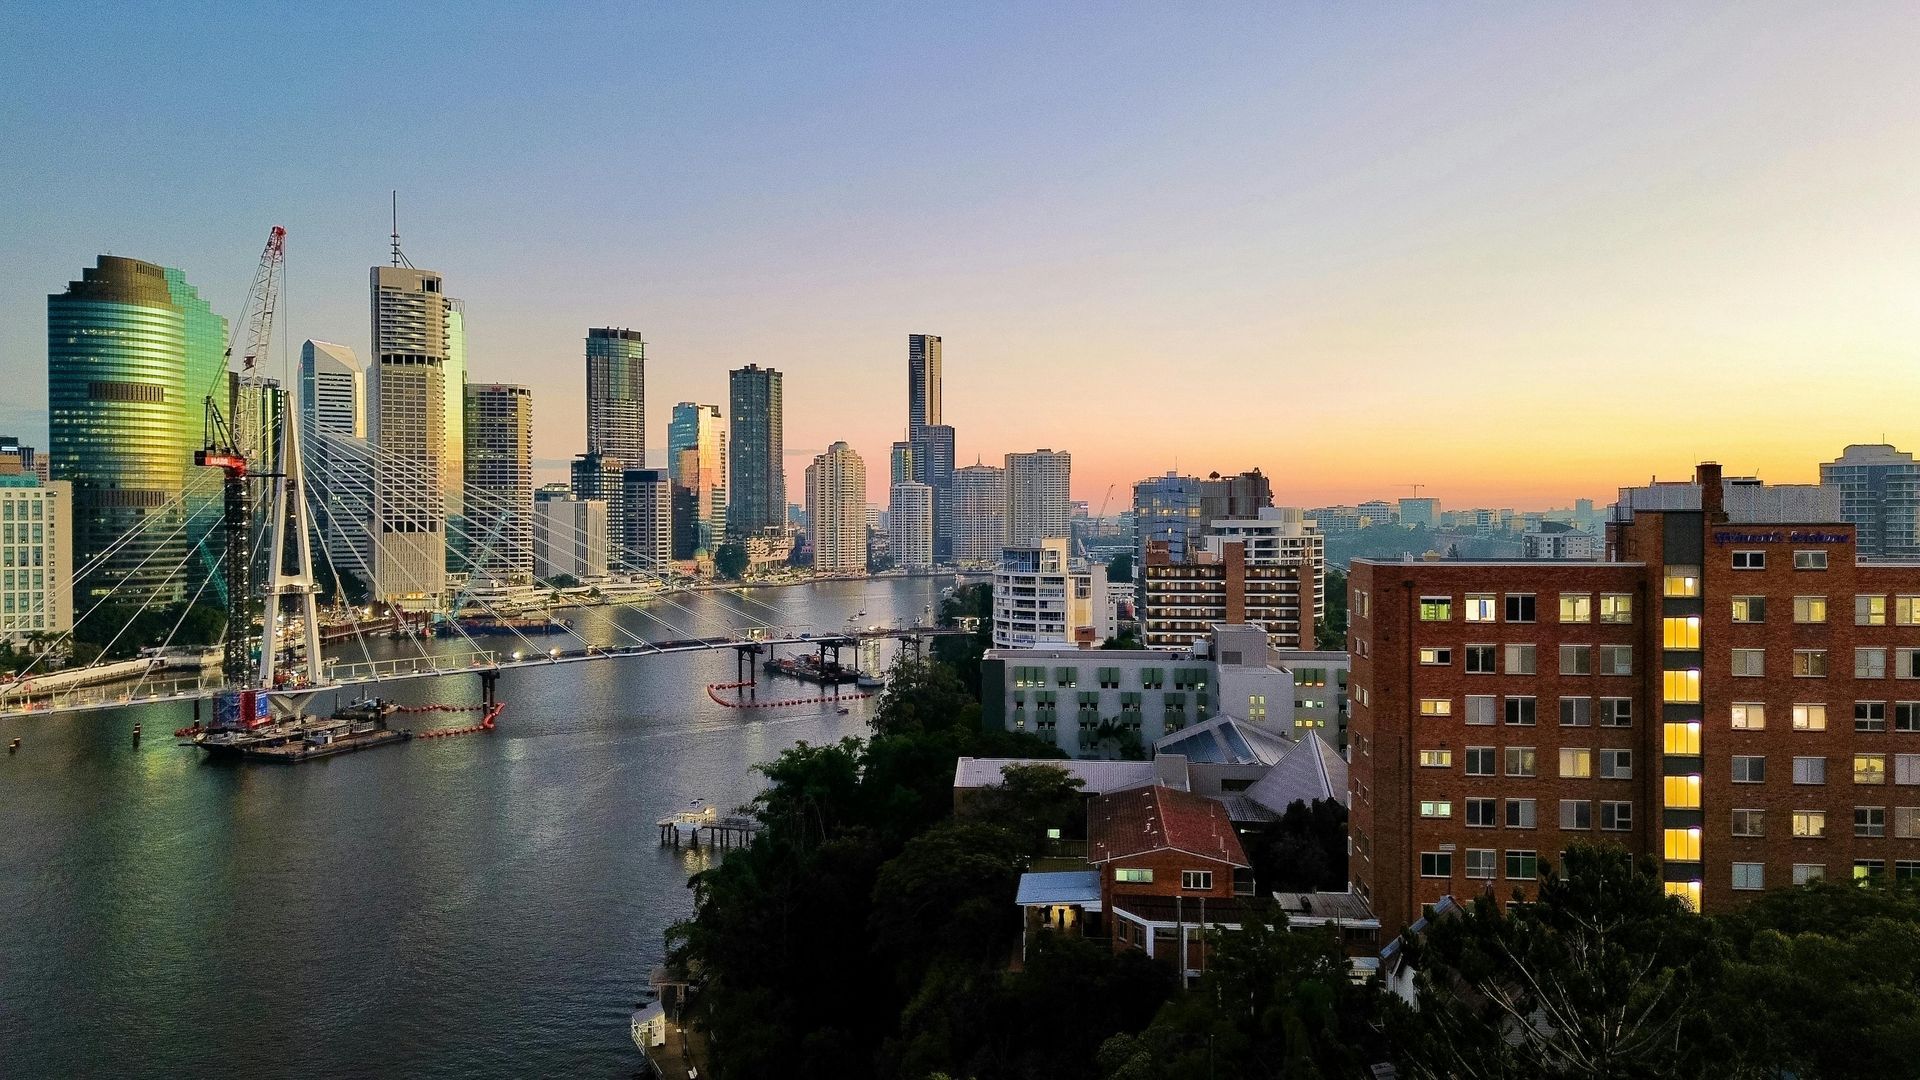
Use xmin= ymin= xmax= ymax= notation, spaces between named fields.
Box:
xmin=668 ymin=402 xmax=727 ymax=556
xmin=571 ymin=451 xmax=628 ymax=569
xmin=728 ymin=364 xmax=784 ymax=536
xmin=951 ymin=462 xmax=1006 ymax=565
xmin=463 ymin=384 xmax=533 ymax=579
xmin=0 ymin=475 xmax=72 ymax=644
xmin=442 ymin=297 xmax=467 ymax=571
xmin=1132 ymin=469 xmax=1274 ymax=572
xmin=1821 ymin=444 xmax=1920 ymax=560
xmin=48 ymin=256 xmax=227 ymax=606
xmin=622 ymin=468 xmax=672 ymax=580
xmin=300 ymin=340 xmax=373 ymax=577
xmin=908 ymin=333 xmax=941 ymax=437
xmin=806 ymin=441 xmax=866 ymax=574
xmin=889 ymin=480 xmax=934 ymax=571
xmin=1004 ymin=450 xmax=1072 ymax=547
xmin=369 ymin=265 xmax=450 ymax=608
xmin=901 ymin=335 xmax=954 ymax=562
xmin=586 ymin=328 xmax=646 ymax=463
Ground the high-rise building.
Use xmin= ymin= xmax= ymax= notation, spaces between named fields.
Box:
xmin=1132 ymin=470 xmax=1273 ymax=572
xmin=728 ymin=365 xmax=784 ymax=536
xmin=621 ymin=468 xmax=672 ymax=580
xmin=1004 ymin=450 xmax=1072 ymax=547
xmin=301 ymin=340 xmax=367 ymax=440
xmin=1821 ymin=444 xmax=1920 ymax=561
xmin=900 ymin=335 xmax=955 ymax=562
xmin=1141 ymin=508 xmax=1324 ymax=651
xmin=1345 ymin=461 xmax=1920 ymax=943
xmin=571 ymin=451 xmax=629 ymax=569
xmin=908 ymin=333 xmax=941 ymax=437
xmin=300 ymin=340 xmax=373 ymax=574
xmin=48 ymin=256 xmax=227 ymax=607
xmin=667 ymin=402 xmax=727 ymax=556
xmin=533 ymin=489 xmax=607 ymax=581
xmin=0 ymin=438 xmax=50 ymax=483
xmin=952 ymin=462 xmax=1007 ymax=565
xmin=991 ymin=537 xmax=1112 ymax=649
xmin=463 ymin=384 xmax=533 ymax=579
xmin=369 ymin=265 xmax=450 ymax=608
xmin=806 ymin=441 xmax=866 ymax=574
xmin=889 ymin=481 xmax=934 ymax=571
xmin=1398 ymin=496 xmax=1439 ymax=530
xmin=0 ymin=475 xmax=73 ymax=644
xmin=586 ymin=328 xmax=646 ymax=463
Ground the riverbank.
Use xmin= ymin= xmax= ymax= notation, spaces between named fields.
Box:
xmin=684 ymin=567 xmax=989 ymax=594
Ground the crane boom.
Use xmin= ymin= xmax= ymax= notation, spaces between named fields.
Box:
xmin=237 ymin=226 xmax=286 ymax=372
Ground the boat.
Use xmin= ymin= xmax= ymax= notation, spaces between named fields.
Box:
xmin=190 ymin=691 xmax=411 ymax=763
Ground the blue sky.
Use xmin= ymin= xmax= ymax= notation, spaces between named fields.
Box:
xmin=5 ymin=3 xmax=1920 ymax=506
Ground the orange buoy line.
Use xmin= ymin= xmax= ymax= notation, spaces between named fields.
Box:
xmin=414 ymin=702 xmax=505 ymax=739
xmin=705 ymin=683 xmax=873 ymax=709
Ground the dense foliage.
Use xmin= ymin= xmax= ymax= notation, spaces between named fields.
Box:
xmin=712 ymin=541 xmax=748 ymax=580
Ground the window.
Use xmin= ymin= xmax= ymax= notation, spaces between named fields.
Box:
xmin=1731 ymin=648 xmax=1765 ymax=677
xmin=1465 ymin=696 xmax=1497 ymax=725
xmin=1505 ymin=594 xmax=1537 ymax=623
xmin=1664 ymin=669 xmax=1701 ymax=703
xmin=1506 ymin=850 xmax=1539 ymax=880
xmin=1600 ymin=749 xmax=1632 ymax=779
xmin=1466 ymin=797 xmax=1497 ymax=827
xmin=1793 ymin=756 xmax=1827 ymax=785
xmin=1857 ymin=702 xmax=1888 ymax=732
xmin=1419 ymin=749 xmax=1453 ymax=768
xmin=1560 ymin=800 xmax=1591 ymax=830
xmin=1418 ymin=647 xmax=1451 ymax=666
xmin=1856 ymin=807 xmax=1886 ymax=838
xmin=1858 ymin=649 xmax=1888 ymax=679
xmin=1856 ymin=753 xmax=1887 ymax=785
xmin=1858 ymin=595 xmax=1889 ymax=626
xmin=1732 ymin=863 xmax=1765 ymax=891
xmin=1599 ymin=593 xmax=1633 ymax=623
xmin=1665 ymin=721 xmax=1701 ymax=755
xmin=1793 ymin=811 xmax=1828 ymax=837
xmin=1465 ymin=645 xmax=1496 ymax=674
xmin=1898 ymin=650 xmax=1920 ymax=679
xmin=1181 ymin=870 xmax=1214 ymax=890
xmin=1793 ymin=863 xmax=1824 ymax=884
xmin=1599 ymin=646 xmax=1633 ymax=675
xmin=1115 ymin=868 xmax=1154 ymax=883
xmin=1416 ymin=697 xmax=1454 ymax=719
xmin=1900 ymin=754 xmax=1920 ymax=785
xmin=1733 ymin=809 xmax=1766 ymax=837
xmin=1464 ymin=746 xmax=1495 ymax=775
xmin=1902 ymin=861 xmax=1920 ymax=882
xmin=1559 ymin=645 xmax=1591 ymax=675
xmin=1664 ymin=828 xmax=1702 ymax=861
xmin=1560 ymin=747 xmax=1593 ymax=778
xmin=1795 ymin=550 xmax=1829 ymax=571
xmin=1505 ymin=644 xmax=1536 ymax=675
xmin=1560 ymin=593 xmax=1592 ymax=623
xmin=1732 ymin=550 xmax=1766 ymax=570
xmin=1505 ymin=798 xmax=1537 ymax=828
xmin=1855 ymin=860 xmax=1886 ymax=882
xmin=1419 ymin=800 xmax=1453 ymax=819
xmin=1663 ymin=616 xmax=1701 ymax=650
xmin=1732 ymin=595 xmax=1766 ymax=623
xmin=1794 ymin=596 xmax=1828 ymax=623
xmin=1793 ymin=703 xmax=1827 ymax=731
xmin=1664 ymin=566 xmax=1701 ymax=598
xmin=1505 ymin=697 xmax=1537 ymax=726
xmin=1464 ymin=594 xmax=1497 ymax=622
xmin=1601 ymin=801 xmax=1632 ymax=832
xmin=1560 ymin=696 xmax=1592 ymax=727
xmin=1356 ymin=591 xmax=1371 ymax=618
xmin=1897 ymin=807 xmax=1920 ymax=839
xmin=1732 ymin=756 xmax=1766 ymax=783
xmin=1419 ymin=596 xmax=1452 ymax=621
xmin=1465 ymin=849 xmax=1496 ymax=879
xmin=1665 ymin=774 xmax=1702 ymax=809
xmin=1505 ymin=747 xmax=1537 ymax=777
xmin=1420 ymin=852 xmax=1452 ymax=878
xmin=1732 ymin=702 xmax=1766 ymax=730
xmin=1898 ymin=596 xmax=1920 ymax=626
xmin=1793 ymin=650 xmax=1828 ymax=678
xmin=1599 ymin=698 xmax=1633 ymax=727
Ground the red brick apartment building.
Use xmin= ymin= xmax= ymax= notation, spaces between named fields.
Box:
xmin=1350 ymin=464 xmax=1920 ymax=939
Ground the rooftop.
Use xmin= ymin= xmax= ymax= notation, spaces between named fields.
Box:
xmin=1014 ymin=870 xmax=1102 ymax=909
xmin=1274 ymin=889 xmax=1379 ymax=927
xmin=954 ymin=756 xmax=1177 ymax=794
xmin=1088 ymin=783 xmax=1249 ymax=867
xmin=1154 ymin=715 xmax=1294 ymax=766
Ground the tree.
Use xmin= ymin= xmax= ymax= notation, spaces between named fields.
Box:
xmin=1315 ymin=567 xmax=1348 ymax=650
xmin=930 ymin=582 xmax=991 ymax=695
xmin=872 ymin=654 xmax=980 ymax=738
xmin=1107 ymin=551 xmax=1133 ymax=583
xmin=958 ymin=761 xmax=1087 ymax=846
xmin=713 ymin=541 xmax=749 ymax=580
xmin=1245 ymin=798 xmax=1348 ymax=893
xmin=1100 ymin=631 xmax=1147 ymax=650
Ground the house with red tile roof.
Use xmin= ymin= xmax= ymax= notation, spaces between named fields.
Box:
xmin=1087 ymin=782 xmax=1255 ymax=981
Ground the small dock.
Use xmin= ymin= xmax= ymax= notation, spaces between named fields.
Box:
xmin=657 ymin=805 xmax=758 ymax=850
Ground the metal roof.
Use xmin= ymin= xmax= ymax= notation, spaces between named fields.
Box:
xmin=1014 ymin=870 xmax=1103 ymax=909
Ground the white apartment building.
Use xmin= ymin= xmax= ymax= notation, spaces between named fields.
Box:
xmin=807 ymin=441 xmax=867 ymax=574
xmin=533 ymin=493 xmax=608 ymax=580
xmin=1004 ymin=450 xmax=1071 ymax=547
xmin=889 ymin=481 xmax=934 ymax=570
xmin=1207 ymin=507 xmax=1327 ymax=624
xmin=952 ymin=462 xmax=1006 ymax=565
xmin=0 ymin=478 xmax=71 ymax=644
xmin=992 ymin=537 xmax=1112 ymax=649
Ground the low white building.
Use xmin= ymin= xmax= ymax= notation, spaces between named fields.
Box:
xmin=991 ymin=537 xmax=1112 ymax=649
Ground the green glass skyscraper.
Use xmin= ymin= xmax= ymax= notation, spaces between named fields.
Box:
xmin=48 ymin=256 xmax=228 ymax=607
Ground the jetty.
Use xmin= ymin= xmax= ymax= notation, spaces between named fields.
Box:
xmin=657 ymin=804 xmax=758 ymax=850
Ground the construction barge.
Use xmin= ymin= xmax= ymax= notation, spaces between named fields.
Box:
xmin=762 ymin=653 xmax=858 ymax=686
xmin=189 ymin=692 xmax=411 ymax=763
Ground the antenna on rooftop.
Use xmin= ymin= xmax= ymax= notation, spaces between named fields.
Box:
xmin=390 ymin=191 xmax=413 ymax=269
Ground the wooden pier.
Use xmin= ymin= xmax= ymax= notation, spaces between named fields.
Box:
xmin=657 ymin=806 xmax=758 ymax=850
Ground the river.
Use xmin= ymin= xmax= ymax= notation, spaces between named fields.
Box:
xmin=0 ymin=575 xmax=955 ymax=1079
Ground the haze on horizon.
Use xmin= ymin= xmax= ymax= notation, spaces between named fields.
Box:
xmin=4 ymin=3 xmax=1918 ymax=510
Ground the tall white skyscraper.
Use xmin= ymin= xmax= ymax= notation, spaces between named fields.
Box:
xmin=889 ymin=481 xmax=933 ymax=571
xmin=952 ymin=462 xmax=1006 ymax=565
xmin=806 ymin=441 xmax=867 ymax=574
xmin=369 ymin=265 xmax=450 ymax=608
xmin=1004 ymin=449 xmax=1072 ymax=547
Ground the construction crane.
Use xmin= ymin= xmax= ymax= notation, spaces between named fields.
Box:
xmin=1405 ymin=483 xmax=1425 ymax=498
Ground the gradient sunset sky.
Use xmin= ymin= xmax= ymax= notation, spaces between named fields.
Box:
xmin=3 ymin=4 xmax=1917 ymax=509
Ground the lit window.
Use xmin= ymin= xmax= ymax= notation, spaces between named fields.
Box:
xmin=1663 ymin=616 xmax=1702 ymax=650
xmin=1898 ymin=596 xmax=1920 ymax=626
xmin=1418 ymin=647 xmax=1451 ymax=666
xmin=1560 ymin=747 xmax=1593 ymax=778
xmin=1854 ymin=860 xmax=1885 ymax=882
xmin=1665 ymin=880 xmax=1702 ymax=910
xmin=1795 ymin=550 xmax=1829 ymax=571
xmin=1463 ymin=594 xmax=1497 ymax=622
xmin=1419 ymin=596 xmax=1452 ymax=621
xmin=1419 ymin=800 xmax=1453 ymax=819
xmin=1560 ymin=594 xmax=1592 ymax=623
xmin=1419 ymin=749 xmax=1453 ymax=768
xmin=1664 ymin=773 xmax=1702 ymax=809
xmin=1420 ymin=852 xmax=1452 ymax=878
xmin=1793 ymin=757 xmax=1827 ymax=785
xmin=1856 ymin=754 xmax=1888 ymax=785
xmin=1858 ymin=595 xmax=1888 ymax=626
xmin=1732 ymin=648 xmax=1765 ymax=677
xmin=1180 ymin=870 xmax=1213 ymax=890
xmin=1664 ymin=566 xmax=1701 ymax=598
xmin=1732 ymin=862 xmax=1765 ymax=891
xmin=1663 ymin=669 xmax=1702 ymax=703
xmin=1732 ymin=808 xmax=1765 ymax=836
xmin=1419 ymin=697 xmax=1452 ymax=717
xmin=1663 ymin=828 xmax=1701 ymax=861
xmin=1115 ymin=868 xmax=1154 ymax=883
xmin=1732 ymin=702 xmax=1765 ymax=730
xmin=1732 ymin=595 xmax=1766 ymax=623
xmin=1793 ymin=704 xmax=1827 ymax=731
xmin=1794 ymin=596 xmax=1828 ymax=623
xmin=1792 ymin=650 xmax=1828 ymax=678
xmin=1599 ymin=593 xmax=1633 ymax=623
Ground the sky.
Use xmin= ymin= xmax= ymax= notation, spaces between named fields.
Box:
xmin=4 ymin=2 xmax=1920 ymax=510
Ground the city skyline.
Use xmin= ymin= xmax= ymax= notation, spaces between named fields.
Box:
xmin=8 ymin=7 xmax=1920 ymax=508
